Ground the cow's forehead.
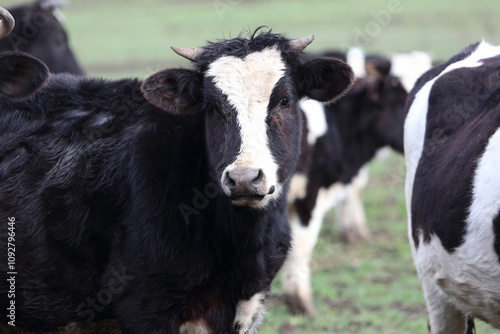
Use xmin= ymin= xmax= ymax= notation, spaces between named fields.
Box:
xmin=205 ymin=47 xmax=288 ymax=208
xmin=205 ymin=47 xmax=286 ymax=109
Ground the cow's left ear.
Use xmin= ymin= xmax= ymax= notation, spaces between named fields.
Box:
xmin=141 ymin=69 xmax=203 ymax=115
xmin=297 ymin=57 xmax=354 ymax=103
xmin=0 ymin=53 xmax=49 ymax=101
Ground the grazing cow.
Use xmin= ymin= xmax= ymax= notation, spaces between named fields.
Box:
xmin=0 ymin=7 xmax=49 ymax=100
xmin=0 ymin=30 xmax=354 ymax=333
xmin=405 ymin=41 xmax=500 ymax=333
xmin=283 ymin=49 xmax=412 ymax=315
xmin=0 ymin=0 xmax=83 ymax=75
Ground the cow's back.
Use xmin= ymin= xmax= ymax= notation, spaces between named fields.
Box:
xmin=0 ymin=73 xmax=206 ymax=329
xmin=0 ymin=75 xmax=131 ymax=327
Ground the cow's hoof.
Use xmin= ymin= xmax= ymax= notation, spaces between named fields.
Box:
xmin=339 ymin=225 xmax=370 ymax=244
xmin=284 ymin=293 xmax=315 ymax=315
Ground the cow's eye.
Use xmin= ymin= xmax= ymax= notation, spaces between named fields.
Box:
xmin=280 ymin=97 xmax=290 ymax=108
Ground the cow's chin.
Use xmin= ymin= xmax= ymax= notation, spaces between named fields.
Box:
xmin=228 ymin=185 xmax=281 ymax=209
xmin=230 ymin=195 xmax=267 ymax=208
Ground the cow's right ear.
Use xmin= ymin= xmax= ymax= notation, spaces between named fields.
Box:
xmin=141 ymin=69 xmax=203 ymax=115
xmin=297 ymin=57 xmax=355 ymax=103
xmin=0 ymin=53 xmax=49 ymax=101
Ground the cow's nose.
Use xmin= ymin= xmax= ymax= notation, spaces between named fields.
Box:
xmin=222 ymin=167 xmax=266 ymax=198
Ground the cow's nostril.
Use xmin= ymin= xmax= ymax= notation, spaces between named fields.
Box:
xmin=252 ymin=169 xmax=264 ymax=188
xmin=224 ymin=172 xmax=236 ymax=189
xmin=268 ymin=185 xmax=275 ymax=194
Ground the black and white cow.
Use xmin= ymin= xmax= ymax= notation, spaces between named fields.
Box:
xmin=0 ymin=0 xmax=83 ymax=75
xmin=281 ymin=47 xmax=433 ymax=315
xmin=405 ymin=41 xmax=500 ymax=333
xmin=301 ymin=48 xmax=433 ymax=245
xmin=0 ymin=30 xmax=354 ymax=333
xmin=0 ymin=6 xmax=49 ymax=100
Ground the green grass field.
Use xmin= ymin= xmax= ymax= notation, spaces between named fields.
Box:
xmin=4 ymin=0 xmax=500 ymax=78
xmin=3 ymin=0 xmax=500 ymax=332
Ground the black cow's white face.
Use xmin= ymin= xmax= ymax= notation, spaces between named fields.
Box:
xmin=141 ymin=32 xmax=354 ymax=209
xmin=204 ymin=47 xmax=291 ymax=207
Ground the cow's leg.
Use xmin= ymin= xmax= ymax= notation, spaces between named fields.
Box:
xmin=336 ymin=167 xmax=370 ymax=243
xmin=421 ymin=277 xmax=468 ymax=334
xmin=283 ymin=183 xmax=346 ymax=315
xmin=282 ymin=210 xmax=320 ymax=315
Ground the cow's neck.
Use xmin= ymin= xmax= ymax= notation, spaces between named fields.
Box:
xmin=212 ymin=194 xmax=284 ymax=250
xmin=209 ymin=189 xmax=288 ymax=294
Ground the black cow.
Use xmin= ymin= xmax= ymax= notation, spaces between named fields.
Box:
xmin=0 ymin=30 xmax=354 ymax=333
xmin=282 ymin=49 xmax=412 ymax=315
xmin=0 ymin=6 xmax=49 ymax=100
xmin=0 ymin=0 xmax=83 ymax=75
xmin=405 ymin=41 xmax=500 ymax=333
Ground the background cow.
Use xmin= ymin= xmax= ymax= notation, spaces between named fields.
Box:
xmin=0 ymin=0 xmax=83 ymax=75
xmin=321 ymin=48 xmax=433 ymax=243
xmin=405 ymin=41 xmax=500 ymax=333
xmin=0 ymin=30 xmax=353 ymax=333
xmin=282 ymin=48 xmax=432 ymax=315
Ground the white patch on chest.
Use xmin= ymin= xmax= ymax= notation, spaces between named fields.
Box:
xmin=299 ymin=98 xmax=327 ymax=146
xmin=180 ymin=319 xmax=210 ymax=334
xmin=207 ymin=48 xmax=286 ymax=207
xmin=233 ymin=292 xmax=266 ymax=334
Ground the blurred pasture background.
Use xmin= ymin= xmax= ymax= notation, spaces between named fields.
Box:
xmin=4 ymin=0 xmax=500 ymax=79
xmin=3 ymin=0 xmax=500 ymax=332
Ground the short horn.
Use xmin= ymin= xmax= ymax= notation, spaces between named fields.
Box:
xmin=171 ymin=46 xmax=203 ymax=62
xmin=289 ymin=35 xmax=315 ymax=52
xmin=0 ymin=7 xmax=14 ymax=40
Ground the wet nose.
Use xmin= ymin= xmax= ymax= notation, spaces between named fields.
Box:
xmin=222 ymin=167 xmax=266 ymax=198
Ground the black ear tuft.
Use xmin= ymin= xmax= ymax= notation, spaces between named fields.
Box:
xmin=141 ymin=69 xmax=203 ymax=115
xmin=298 ymin=57 xmax=355 ymax=103
xmin=0 ymin=52 xmax=49 ymax=101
